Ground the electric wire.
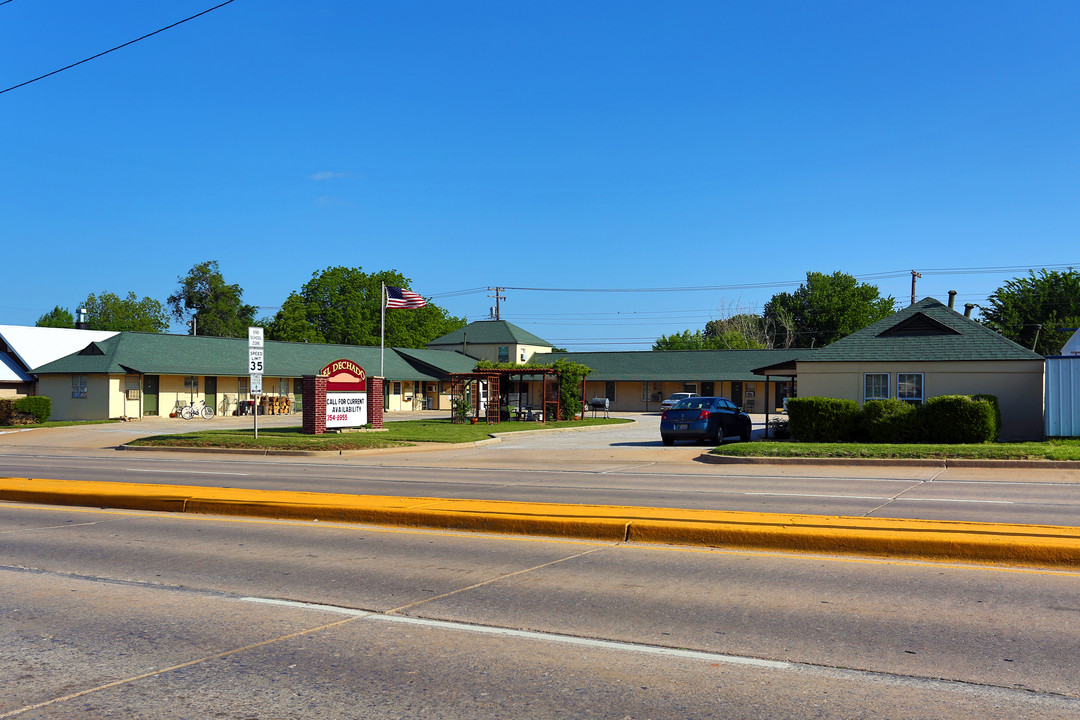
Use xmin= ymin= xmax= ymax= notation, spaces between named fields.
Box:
xmin=0 ymin=0 xmax=238 ymax=96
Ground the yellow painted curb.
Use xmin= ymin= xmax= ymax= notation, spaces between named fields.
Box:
xmin=3 ymin=477 xmax=1080 ymax=566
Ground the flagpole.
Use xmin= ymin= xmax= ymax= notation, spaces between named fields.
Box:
xmin=380 ymin=281 xmax=386 ymax=379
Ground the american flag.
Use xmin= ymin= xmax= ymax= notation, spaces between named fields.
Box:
xmin=385 ymin=286 xmax=427 ymax=309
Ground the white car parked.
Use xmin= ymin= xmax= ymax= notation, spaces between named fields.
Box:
xmin=660 ymin=392 xmax=700 ymax=411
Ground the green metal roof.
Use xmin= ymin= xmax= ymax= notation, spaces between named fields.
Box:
xmin=427 ymin=320 xmax=553 ymax=348
xmin=31 ymin=332 xmax=450 ymax=380
xmin=804 ymin=297 xmax=1043 ymax=362
xmin=552 ymin=348 xmax=808 ymax=382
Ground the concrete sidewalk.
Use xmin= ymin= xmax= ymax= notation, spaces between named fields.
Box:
xmin=3 ymin=476 xmax=1079 ymax=567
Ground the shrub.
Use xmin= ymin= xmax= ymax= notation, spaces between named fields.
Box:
xmin=785 ymin=397 xmax=861 ymax=442
xmin=767 ymin=417 xmax=791 ymax=440
xmin=917 ymin=395 xmax=997 ymax=444
xmin=970 ymin=394 xmax=1001 ymax=440
xmin=13 ymin=395 xmax=51 ymax=424
xmin=861 ymin=399 xmax=918 ymax=443
xmin=0 ymin=398 xmax=14 ymax=425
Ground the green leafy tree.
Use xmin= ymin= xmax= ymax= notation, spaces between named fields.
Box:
xmin=267 ymin=266 xmax=466 ymax=347
xmin=980 ymin=268 xmax=1080 ymax=355
xmin=762 ymin=271 xmax=896 ymax=348
xmin=80 ymin=292 xmax=169 ymax=332
xmin=652 ymin=329 xmax=721 ymax=351
xmin=168 ymin=260 xmax=257 ymax=338
xmin=36 ymin=306 xmax=74 ymax=328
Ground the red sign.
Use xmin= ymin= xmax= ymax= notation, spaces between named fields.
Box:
xmin=320 ymin=359 xmax=367 ymax=392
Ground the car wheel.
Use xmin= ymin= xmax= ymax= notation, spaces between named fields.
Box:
xmin=662 ymin=436 xmax=674 ymax=446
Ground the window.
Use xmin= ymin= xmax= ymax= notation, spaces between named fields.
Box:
xmin=604 ymin=381 xmax=616 ymax=401
xmin=393 ymin=381 xmax=402 ymax=395
xmin=238 ymin=377 xmax=249 ymax=399
xmin=279 ymin=378 xmax=290 ymax=396
xmin=71 ymin=374 xmax=87 ymax=399
xmin=498 ymin=346 xmax=509 ymax=363
xmin=897 ymin=373 xmax=924 ymax=404
xmin=864 ymin=373 xmax=890 ymax=402
xmin=184 ymin=376 xmax=199 ymax=392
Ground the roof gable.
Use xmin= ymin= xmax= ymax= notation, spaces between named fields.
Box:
xmin=877 ymin=312 xmax=960 ymax=338
xmin=427 ymin=320 xmax=553 ymax=348
xmin=807 ymin=298 xmax=1042 ymax=362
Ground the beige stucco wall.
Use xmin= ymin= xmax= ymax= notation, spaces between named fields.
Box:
xmin=38 ymin=374 xmax=113 ymax=421
xmin=796 ymin=360 xmax=1045 ymax=441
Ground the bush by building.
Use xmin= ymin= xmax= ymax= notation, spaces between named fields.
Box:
xmin=13 ymin=395 xmax=52 ymax=424
xmin=785 ymin=397 xmax=861 ymax=443
xmin=787 ymin=394 xmax=1000 ymax=444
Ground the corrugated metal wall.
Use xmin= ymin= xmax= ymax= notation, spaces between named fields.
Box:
xmin=1045 ymin=357 xmax=1080 ymax=437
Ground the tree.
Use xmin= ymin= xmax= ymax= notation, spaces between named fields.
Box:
xmin=80 ymin=292 xmax=169 ymax=332
xmin=653 ymin=304 xmax=773 ymax=351
xmin=652 ymin=329 xmax=722 ymax=351
xmin=36 ymin=306 xmax=74 ymax=328
xmin=980 ymin=268 xmax=1080 ymax=355
xmin=168 ymin=260 xmax=257 ymax=338
xmin=266 ymin=266 xmax=466 ymax=348
xmin=762 ymin=271 xmax=896 ymax=348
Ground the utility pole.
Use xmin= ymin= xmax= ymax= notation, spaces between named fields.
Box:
xmin=910 ymin=270 xmax=922 ymax=306
xmin=488 ymin=287 xmax=506 ymax=320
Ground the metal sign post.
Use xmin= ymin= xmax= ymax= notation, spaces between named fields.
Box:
xmin=248 ymin=327 xmax=264 ymax=439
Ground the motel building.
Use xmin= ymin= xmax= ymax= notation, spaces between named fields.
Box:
xmin=3 ymin=300 xmax=1051 ymax=440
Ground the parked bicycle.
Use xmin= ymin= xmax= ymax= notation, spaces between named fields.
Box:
xmin=180 ymin=398 xmax=215 ymax=420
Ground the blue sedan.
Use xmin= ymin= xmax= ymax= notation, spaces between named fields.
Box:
xmin=660 ymin=396 xmax=752 ymax=446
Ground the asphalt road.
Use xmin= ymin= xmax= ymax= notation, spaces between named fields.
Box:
xmin=3 ymin=503 xmax=1079 ymax=719
xmin=1 ymin=419 xmax=1078 ymax=526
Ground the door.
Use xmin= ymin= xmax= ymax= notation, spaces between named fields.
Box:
xmin=731 ymin=381 xmax=743 ymax=407
xmin=143 ymin=375 xmax=159 ymax=416
xmin=205 ymin=377 xmax=217 ymax=415
xmin=701 ymin=382 xmax=714 ymax=396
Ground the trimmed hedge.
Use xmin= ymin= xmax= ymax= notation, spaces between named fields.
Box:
xmin=786 ymin=394 xmax=1000 ymax=444
xmin=861 ymin=399 xmax=918 ymax=443
xmin=13 ymin=395 xmax=52 ymax=424
xmin=918 ymin=395 xmax=997 ymax=444
xmin=785 ymin=397 xmax=861 ymax=443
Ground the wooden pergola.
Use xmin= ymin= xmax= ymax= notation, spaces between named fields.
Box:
xmin=448 ymin=367 xmax=561 ymax=424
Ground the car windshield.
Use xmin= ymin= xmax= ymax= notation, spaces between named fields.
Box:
xmin=673 ymin=398 xmax=711 ymax=410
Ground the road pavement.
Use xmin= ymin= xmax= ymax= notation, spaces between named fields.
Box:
xmin=2 ymin=412 xmax=1079 ymax=565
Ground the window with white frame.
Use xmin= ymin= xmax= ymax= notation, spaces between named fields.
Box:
xmin=71 ymin=374 xmax=87 ymax=399
xmin=897 ymin=373 xmax=924 ymax=404
xmin=864 ymin=373 xmax=890 ymax=402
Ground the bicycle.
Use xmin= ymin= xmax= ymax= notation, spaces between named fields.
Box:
xmin=180 ymin=398 xmax=215 ymax=420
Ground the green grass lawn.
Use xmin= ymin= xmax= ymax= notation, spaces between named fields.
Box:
xmin=128 ymin=417 xmax=632 ymax=451
xmin=0 ymin=419 xmax=120 ymax=430
xmin=713 ymin=438 xmax=1080 ymax=461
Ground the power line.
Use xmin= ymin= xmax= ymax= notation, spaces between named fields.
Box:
xmin=0 ymin=0 xmax=238 ymax=96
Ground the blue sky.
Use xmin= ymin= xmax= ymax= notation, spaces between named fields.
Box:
xmin=3 ymin=1 xmax=1078 ymax=350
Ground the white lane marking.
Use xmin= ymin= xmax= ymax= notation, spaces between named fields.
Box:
xmin=738 ymin=491 xmax=1013 ymax=504
xmin=125 ymin=468 xmax=250 ymax=476
xmin=238 ymin=597 xmax=787 ymax=670
xmin=240 ymin=597 xmax=372 ymax=617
